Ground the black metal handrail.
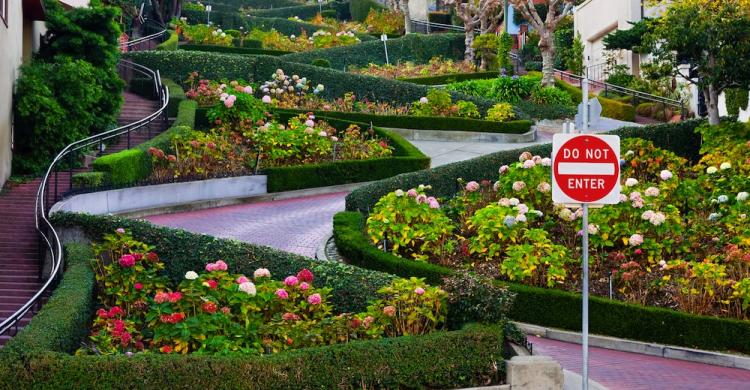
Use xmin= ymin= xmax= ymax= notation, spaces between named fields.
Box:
xmin=0 ymin=32 xmax=169 ymax=338
xmin=508 ymin=52 xmax=685 ymax=118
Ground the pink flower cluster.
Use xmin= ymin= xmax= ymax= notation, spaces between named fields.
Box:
xmin=154 ymin=291 xmax=183 ymax=304
xmin=465 ymin=181 xmax=480 ymax=192
xmin=119 ymin=254 xmax=136 ymax=268
xmin=205 ymin=260 xmax=228 ymax=272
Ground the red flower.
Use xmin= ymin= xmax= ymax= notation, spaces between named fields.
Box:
xmin=113 ymin=319 xmax=125 ymax=333
xmin=167 ymin=292 xmax=183 ymax=303
xmin=296 ymin=268 xmax=314 ymax=283
xmin=146 ymin=252 xmax=159 ymax=262
xmin=203 ymin=280 xmax=218 ymax=289
xmin=351 ymin=318 xmax=362 ymax=329
xmin=108 ymin=306 xmax=124 ymax=317
xmin=97 ymin=308 xmax=109 ymax=319
xmin=154 ymin=292 xmax=169 ymax=303
xmin=221 ymin=306 xmax=231 ymax=315
xmin=286 ymin=338 xmax=294 ymax=346
xmin=202 ymin=302 xmax=218 ymax=314
xmin=634 ymin=249 xmax=643 ymax=255
xmin=282 ymin=312 xmax=300 ymax=321
xmin=132 ymin=253 xmax=143 ymax=261
xmin=160 ymin=345 xmax=173 ymax=354
xmin=118 ymin=254 xmax=136 ymax=268
xmin=120 ymin=331 xmax=132 ymax=346
xmin=134 ymin=282 xmax=144 ymax=291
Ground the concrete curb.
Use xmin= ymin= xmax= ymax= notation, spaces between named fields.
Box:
xmin=385 ymin=127 xmax=537 ymax=144
xmin=515 ymin=321 xmax=750 ymax=371
xmin=314 ymin=232 xmax=332 ymax=261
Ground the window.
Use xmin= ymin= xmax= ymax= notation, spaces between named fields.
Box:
xmin=0 ymin=0 xmax=7 ymax=28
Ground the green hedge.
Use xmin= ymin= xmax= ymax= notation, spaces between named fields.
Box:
xmin=273 ymin=107 xmax=534 ymax=134
xmin=250 ymin=4 xmax=331 ymax=19
xmin=182 ymin=9 xmax=246 ymax=30
xmin=399 ymin=71 xmax=499 ymax=86
xmin=333 ymin=211 xmax=750 ymax=354
xmin=263 ymin=113 xmax=430 ymax=191
xmin=345 ymin=118 xmax=706 ymax=212
xmin=155 ymin=30 xmax=179 ymax=51
xmin=555 ymin=79 xmax=636 ymax=122
xmin=246 ymin=15 xmax=334 ymax=35
xmin=162 ymin=77 xmax=186 ymax=117
xmin=281 ymin=33 xmax=466 ymax=71
xmin=90 ymin=100 xmax=197 ymax=185
xmin=127 ymin=50 xmax=498 ymax=112
xmin=232 ymin=38 xmax=263 ymax=48
xmin=0 ymin=218 xmax=505 ymax=389
xmin=350 ymin=0 xmax=384 ymax=21
xmin=180 ymin=43 xmax=291 ymax=56
xmin=71 ymin=171 xmax=108 ymax=189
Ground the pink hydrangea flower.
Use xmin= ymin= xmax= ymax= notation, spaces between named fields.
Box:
xmin=522 ymin=160 xmax=536 ymax=169
xmin=383 ymin=306 xmax=396 ymax=317
xmin=307 ymin=293 xmax=322 ymax=305
xmin=512 ymin=181 xmax=526 ymax=192
xmin=254 ymin=268 xmax=271 ymax=278
xmin=116 ymin=228 xmax=126 ymax=234
xmin=276 ymin=289 xmax=289 ymax=299
xmin=236 ymin=276 xmax=249 ymax=284
xmin=119 ymin=254 xmax=136 ymax=268
xmin=517 ymin=203 xmax=529 ymax=214
xmin=537 ymin=182 xmax=551 ymax=193
xmin=414 ymin=287 xmax=425 ymax=295
xmin=297 ymin=269 xmax=314 ymax=283
xmin=541 ymin=157 xmax=551 ymax=166
xmin=499 ymin=165 xmax=509 ymax=174
xmin=305 ymin=119 xmax=315 ymax=127
xmin=407 ymin=189 xmax=418 ymax=197
xmin=416 ymin=194 xmax=427 ymax=204
xmin=134 ymin=282 xmax=143 ymax=290
xmin=299 ymin=282 xmax=310 ymax=290
xmin=284 ymin=276 xmax=299 ymax=286
xmin=429 ymin=200 xmax=440 ymax=209
xmin=644 ymin=187 xmax=660 ymax=197
xmin=498 ymin=198 xmax=511 ymax=207
xmin=660 ymin=170 xmax=673 ymax=180
xmin=214 ymin=260 xmax=228 ymax=271
xmin=224 ymin=95 xmax=236 ymax=108
xmin=629 ymin=234 xmax=644 ymax=246
xmin=243 ymin=86 xmax=253 ymax=94
xmin=465 ymin=181 xmax=480 ymax=192
xmin=262 ymin=95 xmax=272 ymax=103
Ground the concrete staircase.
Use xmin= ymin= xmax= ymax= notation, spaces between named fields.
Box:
xmin=0 ymin=90 xmax=164 ymax=346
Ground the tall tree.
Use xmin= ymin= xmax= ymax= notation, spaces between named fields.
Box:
xmin=509 ymin=0 xmax=574 ymax=86
xmin=447 ymin=0 xmax=503 ymax=62
xmin=644 ymin=0 xmax=750 ymax=125
xmin=399 ymin=0 xmax=413 ymax=34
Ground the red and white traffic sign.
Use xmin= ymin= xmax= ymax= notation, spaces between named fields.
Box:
xmin=552 ymin=134 xmax=620 ymax=204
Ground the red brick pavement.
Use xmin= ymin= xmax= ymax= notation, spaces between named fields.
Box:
xmin=531 ymin=336 xmax=750 ymax=390
xmin=144 ymin=192 xmax=347 ymax=258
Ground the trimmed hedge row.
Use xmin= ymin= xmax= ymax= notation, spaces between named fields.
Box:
xmin=555 ymin=79 xmax=636 ymax=122
xmin=126 ymin=51 xmax=499 ymax=112
xmin=162 ymin=77 xmax=186 ymax=117
xmin=345 ymin=118 xmax=706 ymax=212
xmin=280 ymin=33 xmax=466 ymax=71
xmin=246 ymin=15 xmax=335 ymax=35
xmin=89 ymin=100 xmax=197 ymax=185
xmin=333 ymin=212 xmax=750 ymax=354
xmin=232 ymin=38 xmax=263 ymax=48
xmin=273 ymin=107 xmax=534 ymax=134
xmin=179 ymin=43 xmax=291 ymax=56
xmin=0 ymin=218 xmax=505 ymax=389
xmin=250 ymin=4 xmax=331 ymax=19
xmin=350 ymin=0 xmax=384 ymax=21
xmin=155 ymin=30 xmax=178 ymax=51
xmin=399 ymin=71 xmax=500 ymax=86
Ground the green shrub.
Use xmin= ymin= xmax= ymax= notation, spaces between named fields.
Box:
xmin=162 ymin=77 xmax=186 ymax=117
xmin=447 ymin=75 xmax=539 ymax=103
xmin=555 ymin=79 xmax=636 ymax=121
xmin=399 ymin=71 xmax=499 ymax=86
xmin=91 ymin=149 xmax=150 ymax=185
xmin=71 ymin=171 xmax=108 ymax=189
xmin=156 ymin=30 xmax=179 ymax=51
xmin=515 ymin=100 xmax=576 ymax=120
xmin=281 ymin=33 xmax=465 ymax=70
xmin=247 ymin=15 xmax=333 ymax=35
xmin=173 ymin=100 xmax=197 ymax=128
xmin=321 ymin=9 xmax=337 ymax=18
xmin=350 ymin=0 xmax=385 ymax=21
xmin=232 ymin=38 xmax=263 ymax=48
xmin=311 ymin=58 xmax=331 ymax=68
xmin=332 ymin=211 xmax=750 ymax=354
xmin=485 ymin=103 xmax=517 ymax=122
xmin=180 ymin=43 xmax=291 ymax=56
xmin=524 ymin=60 xmax=542 ymax=71
xmin=636 ymin=102 xmax=656 ymax=117
xmin=725 ymin=88 xmax=749 ymax=116
xmin=345 ymin=118 xmax=706 ymax=212
xmin=272 ymin=107 xmax=533 ymax=134
xmin=12 ymin=58 xmax=124 ymax=174
xmin=529 ymin=86 xmax=574 ymax=106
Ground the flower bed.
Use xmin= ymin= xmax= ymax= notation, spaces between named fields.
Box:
xmin=350 ymin=57 xmax=478 ymax=80
xmin=0 ymin=214 xmax=506 ymax=388
xmin=332 ymin=120 xmax=750 ymax=351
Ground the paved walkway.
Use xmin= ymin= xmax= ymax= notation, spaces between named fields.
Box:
xmin=532 ymin=337 xmax=750 ymax=390
xmin=411 ymin=117 xmax=638 ymax=167
xmin=144 ymin=192 xmax=347 ymax=258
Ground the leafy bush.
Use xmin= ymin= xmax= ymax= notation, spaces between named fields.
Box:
xmin=180 ymin=44 xmax=291 ymax=56
xmin=92 ymin=149 xmax=151 ymax=185
xmin=606 ymin=64 xmax=636 ymax=88
xmin=311 ymin=58 xmax=331 ymax=67
xmin=725 ymin=88 xmax=750 ymax=116
xmin=555 ymin=79 xmax=636 ymax=121
xmin=350 ymin=0 xmax=385 ymax=21
xmin=443 ymin=274 xmax=516 ymax=328
xmin=156 ymin=30 xmax=179 ymax=51
xmin=12 ymin=58 xmax=124 ymax=174
xmin=485 ymin=103 xmax=516 ymax=122
xmin=529 ymin=86 xmax=574 ymax=106
xmin=447 ymin=75 xmax=539 ymax=103
xmin=364 ymin=8 xmax=405 ymax=35
xmin=515 ymin=100 xmax=576 ymax=120
xmin=251 ymin=4 xmax=329 ymax=19
xmin=399 ymin=71 xmax=499 ymax=86
xmin=524 ymin=61 xmax=542 ymax=71
xmin=72 ymin=172 xmax=108 ymax=189
xmin=163 ymin=78 xmax=186 ymax=117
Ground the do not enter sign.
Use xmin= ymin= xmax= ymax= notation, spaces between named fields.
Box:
xmin=552 ymin=134 xmax=620 ymax=204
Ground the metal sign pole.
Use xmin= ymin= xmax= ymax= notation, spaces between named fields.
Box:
xmin=581 ymin=77 xmax=589 ymax=390
xmin=381 ymin=34 xmax=390 ymax=65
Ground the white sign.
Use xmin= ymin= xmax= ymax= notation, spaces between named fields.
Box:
xmin=552 ymin=134 xmax=621 ymax=205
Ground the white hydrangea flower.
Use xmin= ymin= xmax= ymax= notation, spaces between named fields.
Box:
xmin=185 ymin=271 xmax=199 ymax=280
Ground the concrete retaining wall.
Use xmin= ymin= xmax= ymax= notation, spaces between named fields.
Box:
xmin=50 ymin=175 xmax=267 ymax=216
xmin=386 ymin=127 xmax=537 ymax=143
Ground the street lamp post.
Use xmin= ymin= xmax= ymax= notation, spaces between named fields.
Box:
xmin=318 ymin=0 xmax=323 ymax=14
xmin=206 ymin=4 xmax=212 ymax=25
xmin=381 ymin=33 xmax=389 ymax=65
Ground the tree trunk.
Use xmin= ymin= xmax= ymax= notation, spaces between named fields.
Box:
xmin=703 ymin=85 xmax=721 ymax=125
xmin=464 ymin=25 xmax=475 ymax=62
xmin=401 ymin=0 xmax=413 ymax=34
xmin=539 ymin=31 xmax=556 ymax=87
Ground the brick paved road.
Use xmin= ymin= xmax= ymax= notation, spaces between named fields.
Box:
xmin=532 ymin=337 xmax=750 ymax=390
xmin=144 ymin=192 xmax=347 ymax=258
